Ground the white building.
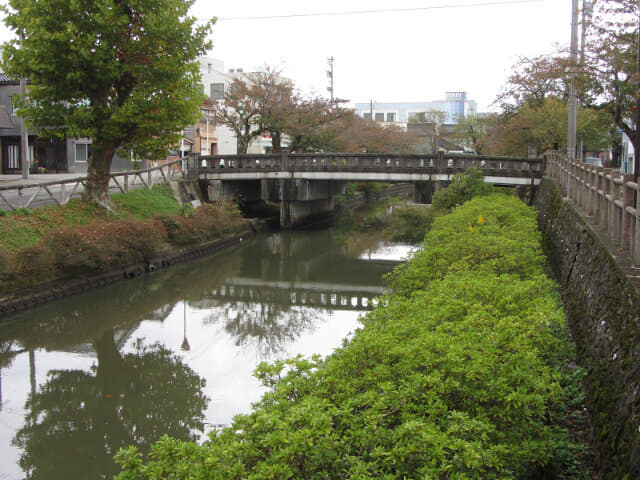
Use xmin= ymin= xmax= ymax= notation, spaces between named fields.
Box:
xmin=194 ymin=57 xmax=275 ymax=155
xmin=353 ymin=92 xmax=477 ymax=126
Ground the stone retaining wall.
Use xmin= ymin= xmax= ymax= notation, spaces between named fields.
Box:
xmin=535 ymin=177 xmax=640 ymax=479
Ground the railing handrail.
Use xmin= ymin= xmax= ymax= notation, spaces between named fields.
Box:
xmin=545 ymin=150 xmax=640 ymax=266
xmin=198 ymin=152 xmax=541 ymax=164
xmin=0 ymin=158 xmax=186 ymax=210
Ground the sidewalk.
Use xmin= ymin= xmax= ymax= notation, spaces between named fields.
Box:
xmin=0 ymin=173 xmax=85 ymax=187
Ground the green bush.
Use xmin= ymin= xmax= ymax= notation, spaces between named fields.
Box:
xmin=115 ymin=193 xmax=589 ymax=479
xmin=388 ymin=193 xmax=545 ymax=298
xmin=387 ymin=205 xmax=437 ymax=243
xmin=432 ymin=167 xmax=493 ymax=211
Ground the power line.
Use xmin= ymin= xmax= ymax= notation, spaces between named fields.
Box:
xmin=205 ymin=0 xmax=544 ymax=22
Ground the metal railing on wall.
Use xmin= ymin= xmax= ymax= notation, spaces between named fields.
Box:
xmin=546 ymin=151 xmax=640 ymax=266
xmin=0 ymin=158 xmax=186 ymax=210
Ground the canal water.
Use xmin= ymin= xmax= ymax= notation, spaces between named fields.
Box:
xmin=0 ymin=227 xmax=415 ymax=480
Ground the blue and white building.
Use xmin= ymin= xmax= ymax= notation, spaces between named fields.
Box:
xmin=353 ymin=92 xmax=477 ymax=126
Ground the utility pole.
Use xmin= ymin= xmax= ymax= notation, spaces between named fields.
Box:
xmin=567 ymin=0 xmax=579 ymax=160
xmin=326 ymin=56 xmax=334 ymax=105
xmin=577 ymin=1 xmax=593 ymax=163
xmin=19 ymin=76 xmax=29 ymax=179
xmin=19 ymin=31 xmax=29 ymax=180
xmin=635 ymin=6 xmax=640 ymax=179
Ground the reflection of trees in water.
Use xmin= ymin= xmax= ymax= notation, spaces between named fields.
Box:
xmin=12 ymin=330 xmax=208 ymax=480
xmin=203 ymin=300 xmax=324 ymax=358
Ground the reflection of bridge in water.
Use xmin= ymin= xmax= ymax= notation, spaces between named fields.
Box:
xmin=210 ymin=277 xmax=389 ymax=311
xmin=188 ymin=231 xmax=404 ymax=312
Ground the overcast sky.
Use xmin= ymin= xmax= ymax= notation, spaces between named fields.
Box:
xmin=0 ymin=0 xmax=573 ymax=113
xmin=191 ymin=0 xmax=573 ymax=112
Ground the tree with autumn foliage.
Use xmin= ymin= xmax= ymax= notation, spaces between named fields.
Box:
xmin=490 ymin=53 xmax=612 ymax=158
xmin=316 ymin=111 xmax=421 ymax=154
xmin=583 ymin=0 xmax=640 ymax=172
xmin=2 ymin=0 xmax=212 ymax=207
xmin=491 ymin=1 xmax=640 ymax=170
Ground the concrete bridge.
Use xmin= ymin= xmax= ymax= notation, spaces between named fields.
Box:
xmin=190 ymin=151 xmax=543 ymax=226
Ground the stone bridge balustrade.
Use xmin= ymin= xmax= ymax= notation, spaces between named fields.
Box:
xmin=193 ymin=151 xmax=543 ymax=177
xmin=192 ymin=152 xmax=543 ymax=226
xmin=546 ymin=151 xmax=640 ymax=266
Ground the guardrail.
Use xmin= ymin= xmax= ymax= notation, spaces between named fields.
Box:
xmin=546 ymin=151 xmax=640 ymax=266
xmin=0 ymin=158 xmax=186 ymax=210
xmin=193 ymin=151 xmax=544 ymax=177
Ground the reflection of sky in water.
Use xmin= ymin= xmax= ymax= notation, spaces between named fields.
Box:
xmin=0 ymin=233 xmax=409 ymax=479
xmin=127 ymin=302 xmax=361 ymax=435
xmin=358 ymin=242 xmax=421 ymax=261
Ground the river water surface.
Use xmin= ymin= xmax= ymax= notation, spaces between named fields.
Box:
xmin=0 ymin=227 xmax=415 ymax=480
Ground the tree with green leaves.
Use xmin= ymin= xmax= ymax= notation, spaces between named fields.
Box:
xmin=2 ymin=0 xmax=213 ymax=207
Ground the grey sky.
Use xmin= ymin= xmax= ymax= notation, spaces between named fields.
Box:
xmin=192 ymin=0 xmax=572 ymax=112
xmin=0 ymin=0 xmax=572 ymax=112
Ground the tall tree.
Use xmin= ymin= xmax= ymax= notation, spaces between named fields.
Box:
xmin=585 ymin=0 xmax=640 ymax=173
xmin=213 ymin=76 xmax=265 ymax=155
xmin=2 ymin=0 xmax=212 ymax=207
xmin=213 ymin=67 xmax=341 ymax=154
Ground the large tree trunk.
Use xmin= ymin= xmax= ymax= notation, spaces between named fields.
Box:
xmin=271 ymin=131 xmax=282 ymax=154
xmin=237 ymin=136 xmax=249 ymax=155
xmin=83 ymin=143 xmax=115 ymax=208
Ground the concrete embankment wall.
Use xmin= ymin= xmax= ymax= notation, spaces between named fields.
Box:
xmin=534 ymin=177 xmax=640 ymax=479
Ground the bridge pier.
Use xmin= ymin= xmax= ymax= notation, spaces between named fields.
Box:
xmin=413 ymin=182 xmax=434 ymax=204
xmin=279 ymin=179 xmax=345 ymax=227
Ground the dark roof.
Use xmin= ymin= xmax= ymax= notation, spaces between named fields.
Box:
xmin=0 ymin=73 xmax=20 ymax=85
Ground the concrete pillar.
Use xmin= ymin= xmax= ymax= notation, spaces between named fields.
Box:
xmin=279 ymin=179 xmax=295 ymax=227
xmin=413 ymin=181 xmax=434 ymax=204
xmin=622 ymin=175 xmax=634 ymax=251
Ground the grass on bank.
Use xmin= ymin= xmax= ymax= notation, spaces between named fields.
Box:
xmin=0 ymin=183 xmax=245 ymax=294
xmin=114 ymin=187 xmax=594 ymax=479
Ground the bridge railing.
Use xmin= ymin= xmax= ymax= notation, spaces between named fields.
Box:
xmin=0 ymin=158 xmax=186 ymax=210
xmin=546 ymin=151 xmax=640 ymax=266
xmin=193 ymin=151 xmax=544 ymax=177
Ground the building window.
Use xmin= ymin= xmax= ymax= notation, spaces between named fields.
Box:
xmin=7 ymin=144 xmax=19 ymax=169
xmin=75 ymin=143 xmax=91 ymax=163
xmin=210 ymin=83 xmax=224 ymax=100
xmin=9 ymin=95 xmax=19 ymax=116
xmin=207 ymin=63 xmax=213 ymax=74
xmin=375 ymin=113 xmax=385 ymax=122
xmin=387 ymin=113 xmax=395 ymax=122
xmin=363 ymin=113 xmax=372 ymax=120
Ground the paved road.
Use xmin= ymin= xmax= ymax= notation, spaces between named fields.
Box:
xmin=0 ymin=172 xmax=84 ymax=187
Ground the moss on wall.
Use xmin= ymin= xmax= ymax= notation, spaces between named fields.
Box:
xmin=535 ymin=177 xmax=640 ymax=479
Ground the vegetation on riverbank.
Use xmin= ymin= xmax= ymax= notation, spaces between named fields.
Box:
xmin=114 ymin=188 xmax=594 ymax=478
xmin=0 ymin=183 xmax=246 ymax=294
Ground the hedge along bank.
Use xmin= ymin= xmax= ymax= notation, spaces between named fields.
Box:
xmin=0 ymin=183 xmax=250 ymax=316
xmin=115 ymin=193 xmax=591 ymax=479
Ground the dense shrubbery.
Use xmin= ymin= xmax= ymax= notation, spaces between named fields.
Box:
xmin=157 ymin=202 xmax=244 ymax=245
xmin=387 ymin=205 xmax=436 ymax=243
xmin=388 ymin=167 xmax=493 ymax=244
xmin=0 ymin=184 xmax=246 ymax=293
xmin=114 ymin=193 xmax=590 ymax=479
xmin=432 ymin=167 xmax=494 ymax=211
